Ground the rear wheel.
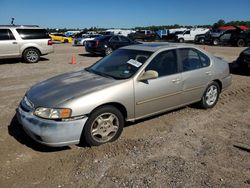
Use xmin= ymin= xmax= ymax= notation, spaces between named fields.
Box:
xmin=82 ymin=106 xmax=124 ymax=146
xmin=64 ymin=39 xmax=69 ymax=43
xmin=199 ymin=82 xmax=220 ymax=109
xmin=105 ymin=47 xmax=113 ymax=56
xmin=178 ymin=38 xmax=184 ymax=43
xmin=237 ymin=39 xmax=245 ymax=47
xmin=23 ymin=48 xmax=40 ymax=63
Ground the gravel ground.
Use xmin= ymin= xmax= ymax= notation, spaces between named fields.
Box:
xmin=0 ymin=43 xmax=249 ymax=188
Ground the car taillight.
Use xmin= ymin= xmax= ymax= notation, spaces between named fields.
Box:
xmin=95 ymin=40 xmax=99 ymax=48
xmin=48 ymin=39 xmax=53 ymax=45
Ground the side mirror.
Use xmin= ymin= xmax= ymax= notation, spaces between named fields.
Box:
xmin=138 ymin=70 xmax=158 ymax=81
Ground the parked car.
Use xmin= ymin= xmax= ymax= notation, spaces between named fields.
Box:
xmin=85 ymin=35 xmax=140 ymax=56
xmin=231 ymin=28 xmax=250 ymax=47
xmin=16 ymin=43 xmax=232 ymax=147
xmin=0 ymin=25 xmax=54 ymax=63
xmin=49 ymin=33 xmax=73 ymax=43
xmin=128 ymin=30 xmax=156 ymax=41
xmin=176 ymin=28 xmax=209 ymax=43
xmin=209 ymin=27 xmax=244 ymax=46
xmin=73 ymin=34 xmax=101 ymax=46
xmin=236 ymin=47 xmax=250 ymax=68
xmin=194 ymin=29 xmax=222 ymax=44
xmin=156 ymin=28 xmax=187 ymax=41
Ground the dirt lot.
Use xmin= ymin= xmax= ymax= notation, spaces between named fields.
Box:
xmin=0 ymin=43 xmax=249 ymax=188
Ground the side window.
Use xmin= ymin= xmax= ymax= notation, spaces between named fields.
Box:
xmin=179 ymin=48 xmax=210 ymax=71
xmin=119 ymin=36 xmax=130 ymax=42
xmin=110 ymin=36 xmax=119 ymax=42
xmin=185 ymin=30 xmax=190 ymax=35
xmin=16 ymin=29 xmax=50 ymax=39
xmin=0 ymin=29 xmax=15 ymax=40
xmin=146 ymin=50 xmax=178 ymax=77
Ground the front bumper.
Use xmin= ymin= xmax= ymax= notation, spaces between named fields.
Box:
xmin=16 ymin=106 xmax=88 ymax=147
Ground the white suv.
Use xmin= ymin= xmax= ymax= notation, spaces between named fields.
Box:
xmin=0 ymin=25 xmax=54 ymax=63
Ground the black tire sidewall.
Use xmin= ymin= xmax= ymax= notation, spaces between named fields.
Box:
xmin=23 ymin=48 xmax=40 ymax=63
xmin=82 ymin=105 xmax=124 ymax=146
xmin=200 ymin=82 xmax=220 ymax=109
xmin=237 ymin=39 xmax=245 ymax=47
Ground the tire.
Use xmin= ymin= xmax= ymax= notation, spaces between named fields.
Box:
xmin=199 ymin=82 xmax=220 ymax=109
xmin=178 ymin=38 xmax=184 ymax=43
xmin=213 ymin=38 xmax=219 ymax=46
xmin=237 ymin=39 xmax=245 ymax=47
xmin=105 ymin=47 xmax=113 ymax=56
xmin=23 ymin=48 xmax=40 ymax=63
xmin=64 ymin=39 xmax=69 ymax=43
xmin=82 ymin=105 xmax=124 ymax=146
xmin=199 ymin=38 xmax=205 ymax=44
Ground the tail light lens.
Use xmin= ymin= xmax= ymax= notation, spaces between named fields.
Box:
xmin=48 ymin=39 xmax=53 ymax=45
xmin=95 ymin=40 xmax=99 ymax=48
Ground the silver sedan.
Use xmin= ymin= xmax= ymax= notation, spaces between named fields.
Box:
xmin=16 ymin=44 xmax=232 ymax=147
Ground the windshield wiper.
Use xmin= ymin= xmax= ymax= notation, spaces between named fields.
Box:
xmin=86 ymin=68 xmax=116 ymax=80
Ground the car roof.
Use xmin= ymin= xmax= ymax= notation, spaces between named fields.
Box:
xmin=121 ymin=43 xmax=196 ymax=52
xmin=0 ymin=25 xmax=43 ymax=29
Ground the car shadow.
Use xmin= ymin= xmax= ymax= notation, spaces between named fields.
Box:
xmin=0 ymin=57 xmax=49 ymax=65
xmin=78 ymin=53 xmax=103 ymax=58
xmin=8 ymin=115 xmax=70 ymax=152
xmin=229 ymin=61 xmax=250 ymax=76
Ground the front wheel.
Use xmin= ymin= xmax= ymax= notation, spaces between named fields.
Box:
xmin=199 ymin=38 xmax=205 ymax=44
xmin=82 ymin=106 xmax=124 ymax=146
xmin=199 ymin=82 xmax=220 ymax=109
xmin=213 ymin=38 xmax=219 ymax=46
xmin=23 ymin=48 xmax=40 ymax=63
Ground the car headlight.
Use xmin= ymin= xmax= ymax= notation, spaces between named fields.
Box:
xmin=34 ymin=107 xmax=72 ymax=119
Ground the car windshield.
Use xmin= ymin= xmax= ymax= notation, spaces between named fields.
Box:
xmin=86 ymin=49 xmax=153 ymax=80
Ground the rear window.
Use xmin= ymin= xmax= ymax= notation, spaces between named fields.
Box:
xmin=16 ymin=29 xmax=50 ymax=39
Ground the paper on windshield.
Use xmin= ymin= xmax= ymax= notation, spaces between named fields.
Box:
xmin=127 ymin=59 xmax=142 ymax=68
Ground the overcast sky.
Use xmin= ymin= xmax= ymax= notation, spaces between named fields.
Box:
xmin=0 ymin=0 xmax=249 ymax=28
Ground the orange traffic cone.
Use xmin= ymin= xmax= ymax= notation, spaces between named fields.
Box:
xmin=71 ymin=55 xmax=76 ymax=64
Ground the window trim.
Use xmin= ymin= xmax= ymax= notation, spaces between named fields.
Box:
xmin=145 ymin=49 xmax=179 ymax=78
xmin=177 ymin=47 xmax=211 ymax=73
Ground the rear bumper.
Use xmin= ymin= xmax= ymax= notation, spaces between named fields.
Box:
xmin=85 ymin=46 xmax=104 ymax=54
xmin=16 ymin=106 xmax=87 ymax=147
xmin=221 ymin=74 xmax=232 ymax=92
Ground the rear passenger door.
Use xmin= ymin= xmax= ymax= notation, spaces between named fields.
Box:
xmin=0 ymin=29 xmax=19 ymax=57
xmin=118 ymin=36 xmax=131 ymax=47
xmin=109 ymin=36 xmax=121 ymax=49
xmin=178 ymin=48 xmax=212 ymax=104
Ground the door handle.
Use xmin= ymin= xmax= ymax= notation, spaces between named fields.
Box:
xmin=205 ymin=71 xmax=211 ymax=75
xmin=172 ymin=78 xmax=181 ymax=83
xmin=12 ymin=42 xmax=18 ymax=44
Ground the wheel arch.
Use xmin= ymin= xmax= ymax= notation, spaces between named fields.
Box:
xmin=88 ymin=102 xmax=128 ymax=120
xmin=22 ymin=47 xmax=41 ymax=57
xmin=212 ymin=79 xmax=222 ymax=92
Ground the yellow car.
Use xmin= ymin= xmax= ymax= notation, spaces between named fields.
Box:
xmin=49 ymin=33 xmax=73 ymax=43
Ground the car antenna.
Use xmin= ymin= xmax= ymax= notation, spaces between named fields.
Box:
xmin=11 ymin=18 xmax=15 ymax=25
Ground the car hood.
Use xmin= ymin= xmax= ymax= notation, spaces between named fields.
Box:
xmin=26 ymin=70 xmax=117 ymax=108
